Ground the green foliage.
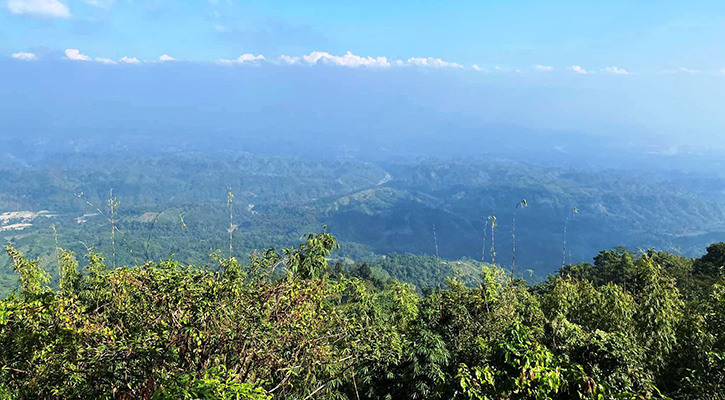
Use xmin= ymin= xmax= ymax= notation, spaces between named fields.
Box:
xmin=1 ymin=237 xmax=725 ymax=399
xmin=58 ymin=248 xmax=80 ymax=294
xmin=458 ymin=324 xmax=604 ymax=400
xmin=151 ymin=367 xmax=270 ymax=400
xmin=0 ymin=231 xmax=406 ymax=399
xmin=284 ymin=229 xmax=339 ymax=279
xmin=6 ymin=243 xmax=49 ymax=297
xmin=3 ymin=153 xmax=724 ymax=295
xmin=633 ymin=255 xmax=683 ymax=370
xmin=694 ymin=242 xmax=725 ymax=278
xmin=544 ymin=279 xmax=651 ymax=395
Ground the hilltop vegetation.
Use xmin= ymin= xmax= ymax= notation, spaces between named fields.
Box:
xmin=1 ymin=232 xmax=724 ymax=399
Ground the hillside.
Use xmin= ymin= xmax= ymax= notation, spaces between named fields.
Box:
xmin=2 ymin=152 xmax=724 ymax=290
xmin=2 ymin=232 xmax=724 ymax=399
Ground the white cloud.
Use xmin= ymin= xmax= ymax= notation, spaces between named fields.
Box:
xmin=407 ymin=56 xmax=462 ymax=69
xmin=533 ymin=64 xmax=553 ymax=71
xmin=158 ymin=54 xmax=176 ymax=62
xmin=219 ymin=53 xmax=266 ymax=64
xmin=235 ymin=54 xmax=264 ymax=63
xmin=279 ymin=55 xmax=300 ymax=65
xmin=65 ymin=49 xmax=90 ymax=61
xmin=491 ymin=65 xmax=522 ymax=73
xmin=94 ymin=57 xmax=116 ymax=64
xmin=119 ymin=56 xmax=140 ymax=64
xmin=472 ymin=64 xmax=488 ymax=72
xmin=602 ymin=66 xmax=629 ymax=75
xmin=11 ymin=52 xmax=36 ymax=61
xmin=570 ymin=65 xmax=590 ymax=74
xmin=243 ymin=51 xmax=470 ymax=70
xmin=301 ymin=51 xmax=390 ymax=68
xmin=8 ymin=0 xmax=70 ymax=17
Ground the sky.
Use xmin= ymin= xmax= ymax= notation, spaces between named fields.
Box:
xmin=2 ymin=0 xmax=725 ymax=154
xmin=3 ymin=0 xmax=725 ymax=71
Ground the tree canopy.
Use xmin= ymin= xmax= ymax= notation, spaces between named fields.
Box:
xmin=1 ymin=234 xmax=724 ymax=399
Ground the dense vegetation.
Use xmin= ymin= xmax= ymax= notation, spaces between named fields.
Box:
xmin=2 ymin=231 xmax=724 ymax=399
xmin=2 ymin=152 xmax=725 ymax=298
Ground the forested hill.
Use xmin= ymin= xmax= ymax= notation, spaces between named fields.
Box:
xmin=1 ymin=151 xmax=724 ymax=294
xmin=2 ymin=150 xmax=724 ymax=398
xmin=1 ymin=233 xmax=724 ymax=399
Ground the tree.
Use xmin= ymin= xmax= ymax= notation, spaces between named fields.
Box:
xmin=511 ymin=199 xmax=527 ymax=275
xmin=694 ymin=242 xmax=725 ymax=277
xmin=458 ymin=324 xmax=604 ymax=400
xmin=5 ymin=244 xmax=49 ymax=297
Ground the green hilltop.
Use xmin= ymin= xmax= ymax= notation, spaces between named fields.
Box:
xmin=1 ymin=232 xmax=724 ymax=399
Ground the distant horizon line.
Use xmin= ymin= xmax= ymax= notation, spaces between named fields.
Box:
xmin=8 ymin=49 xmax=725 ymax=77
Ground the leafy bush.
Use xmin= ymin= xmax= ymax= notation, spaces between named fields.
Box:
xmin=151 ymin=368 xmax=270 ymax=400
xmin=2 ymin=237 xmax=725 ymax=399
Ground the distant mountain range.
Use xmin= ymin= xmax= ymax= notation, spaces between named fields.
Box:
xmin=1 ymin=149 xmax=723 ymax=296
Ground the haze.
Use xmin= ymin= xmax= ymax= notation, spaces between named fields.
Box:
xmin=2 ymin=0 xmax=725 ymax=165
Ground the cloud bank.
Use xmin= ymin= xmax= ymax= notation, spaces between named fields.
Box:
xmin=8 ymin=0 xmax=70 ymax=18
xmin=12 ymin=52 xmax=37 ymax=61
xmin=533 ymin=64 xmax=554 ymax=71
xmin=407 ymin=57 xmax=462 ymax=69
xmin=301 ymin=51 xmax=391 ymax=68
xmin=219 ymin=53 xmax=266 ymax=64
xmin=570 ymin=65 xmax=590 ymax=74
xmin=22 ymin=49 xmax=696 ymax=77
xmin=602 ymin=66 xmax=629 ymax=75
xmin=119 ymin=56 xmax=140 ymax=64
xmin=95 ymin=57 xmax=116 ymax=64
xmin=65 ymin=49 xmax=90 ymax=61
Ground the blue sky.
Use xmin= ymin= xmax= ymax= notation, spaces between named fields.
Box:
xmin=3 ymin=0 xmax=725 ymax=73
xmin=2 ymin=0 xmax=725 ymax=153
